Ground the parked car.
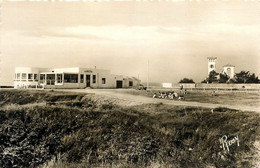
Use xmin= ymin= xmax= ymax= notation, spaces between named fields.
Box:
xmin=137 ymin=84 xmax=147 ymax=90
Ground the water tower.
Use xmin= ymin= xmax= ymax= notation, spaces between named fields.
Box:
xmin=207 ymin=57 xmax=217 ymax=74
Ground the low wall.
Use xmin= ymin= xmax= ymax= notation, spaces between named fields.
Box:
xmin=196 ymin=83 xmax=260 ymax=89
xmin=151 ymin=83 xmax=260 ymax=90
xmin=173 ymin=83 xmax=196 ymax=88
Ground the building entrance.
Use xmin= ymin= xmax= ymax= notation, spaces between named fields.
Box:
xmin=46 ymin=74 xmax=55 ymax=85
xmin=86 ymin=75 xmax=91 ymax=87
xmin=116 ymin=80 xmax=123 ymax=88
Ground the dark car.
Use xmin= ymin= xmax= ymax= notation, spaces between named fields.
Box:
xmin=137 ymin=84 xmax=147 ymax=90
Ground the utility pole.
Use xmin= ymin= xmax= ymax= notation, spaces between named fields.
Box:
xmin=147 ymin=60 xmax=149 ymax=89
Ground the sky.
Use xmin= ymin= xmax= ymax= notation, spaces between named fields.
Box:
xmin=0 ymin=0 xmax=259 ymax=85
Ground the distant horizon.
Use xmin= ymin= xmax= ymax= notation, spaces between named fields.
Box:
xmin=0 ymin=1 xmax=259 ymax=85
xmin=8 ymin=62 xmax=260 ymax=84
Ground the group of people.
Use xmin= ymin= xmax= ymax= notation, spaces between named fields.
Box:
xmin=152 ymin=90 xmax=187 ymax=100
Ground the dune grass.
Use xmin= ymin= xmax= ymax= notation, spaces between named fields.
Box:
xmin=0 ymin=89 xmax=259 ymax=168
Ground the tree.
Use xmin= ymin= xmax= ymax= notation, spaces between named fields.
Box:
xmin=234 ymin=71 xmax=259 ymax=83
xmin=246 ymin=73 xmax=259 ymax=83
xmin=179 ymin=78 xmax=195 ymax=83
xmin=234 ymin=71 xmax=250 ymax=83
xmin=201 ymin=79 xmax=207 ymax=83
xmin=228 ymin=78 xmax=236 ymax=83
xmin=219 ymin=73 xmax=229 ymax=83
xmin=207 ymin=70 xmax=219 ymax=83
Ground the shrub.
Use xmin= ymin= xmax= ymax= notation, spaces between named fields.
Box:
xmin=179 ymin=78 xmax=195 ymax=83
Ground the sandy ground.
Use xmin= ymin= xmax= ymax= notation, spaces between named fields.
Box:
xmin=58 ymin=89 xmax=260 ymax=113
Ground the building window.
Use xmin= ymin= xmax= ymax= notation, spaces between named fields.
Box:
xmin=64 ymin=74 xmax=78 ymax=83
xmin=129 ymin=81 xmax=133 ymax=87
xmin=80 ymin=74 xmax=84 ymax=83
xmin=34 ymin=74 xmax=38 ymax=81
xmin=22 ymin=73 xmax=27 ymax=81
xmin=40 ymin=74 xmax=45 ymax=83
xmin=46 ymin=74 xmax=55 ymax=85
xmin=93 ymin=75 xmax=96 ymax=83
xmin=14 ymin=73 xmax=18 ymax=80
xmin=57 ymin=74 xmax=63 ymax=83
xmin=28 ymin=74 xmax=33 ymax=81
xmin=17 ymin=73 xmax=20 ymax=80
xmin=102 ymin=78 xmax=106 ymax=84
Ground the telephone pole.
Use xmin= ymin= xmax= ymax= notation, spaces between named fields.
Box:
xmin=147 ymin=60 xmax=149 ymax=89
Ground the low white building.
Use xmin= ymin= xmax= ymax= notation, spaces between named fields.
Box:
xmin=161 ymin=83 xmax=172 ymax=88
xmin=14 ymin=67 xmax=141 ymax=89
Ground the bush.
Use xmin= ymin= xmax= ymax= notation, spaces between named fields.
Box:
xmin=179 ymin=78 xmax=195 ymax=83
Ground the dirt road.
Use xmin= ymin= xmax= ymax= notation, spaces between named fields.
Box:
xmin=59 ymin=89 xmax=260 ymax=112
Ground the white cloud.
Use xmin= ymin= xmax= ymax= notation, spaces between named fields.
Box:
xmin=3 ymin=23 xmax=259 ymax=50
xmin=43 ymin=25 xmax=184 ymax=42
xmin=48 ymin=23 xmax=260 ymax=43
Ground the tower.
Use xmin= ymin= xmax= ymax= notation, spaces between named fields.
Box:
xmin=207 ymin=57 xmax=217 ymax=74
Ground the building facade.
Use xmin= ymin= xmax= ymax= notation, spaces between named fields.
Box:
xmin=223 ymin=64 xmax=235 ymax=79
xmin=14 ymin=67 xmax=141 ymax=89
xmin=207 ymin=57 xmax=236 ymax=79
xmin=207 ymin=57 xmax=217 ymax=74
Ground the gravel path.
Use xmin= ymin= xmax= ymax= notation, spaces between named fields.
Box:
xmin=59 ymin=89 xmax=260 ymax=113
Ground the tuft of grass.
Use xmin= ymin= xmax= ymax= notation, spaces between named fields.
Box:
xmin=214 ymin=107 xmax=233 ymax=112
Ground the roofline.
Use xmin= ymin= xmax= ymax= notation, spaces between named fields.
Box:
xmin=15 ymin=66 xmax=111 ymax=71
